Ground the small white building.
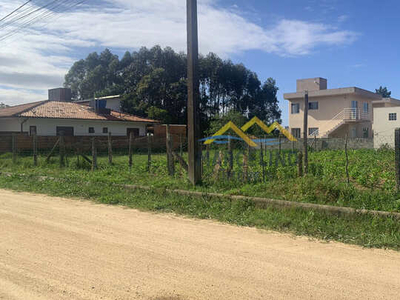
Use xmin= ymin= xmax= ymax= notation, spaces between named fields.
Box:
xmin=0 ymin=89 xmax=157 ymax=137
xmin=373 ymin=106 xmax=400 ymax=148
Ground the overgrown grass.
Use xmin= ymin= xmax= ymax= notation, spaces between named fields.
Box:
xmin=1 ymin=149 xmax=400 ymax=212
xmin=0 ymin=173 xmax=399 ymax=250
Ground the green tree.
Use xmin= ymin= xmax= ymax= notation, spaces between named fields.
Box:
xmin=376 ymin=86 xmax=392 ymax=98
xmin=64 ymin=46 xmax=281 ymax=135
xmin=207 ymin=110 xmax=247 ymax=136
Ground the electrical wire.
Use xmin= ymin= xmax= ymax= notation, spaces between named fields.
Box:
xmin=0 ymin=0 xmax=33 ymax=23
xmin=0 ymin=0 xmax=87 ymax=43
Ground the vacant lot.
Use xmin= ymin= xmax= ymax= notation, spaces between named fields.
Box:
xmin=1 ymin=189 xmax=400 ymax=300
xmin=1 ymin=148 xmax=399 ymax=212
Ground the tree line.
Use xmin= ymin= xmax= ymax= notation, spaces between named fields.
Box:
xmin=64 ymin=46 xmax=282 ymax=134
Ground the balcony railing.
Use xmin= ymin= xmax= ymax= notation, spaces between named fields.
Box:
xmin=343 ymin=108 xmax=369 ymax=121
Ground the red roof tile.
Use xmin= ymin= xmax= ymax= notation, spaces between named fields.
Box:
xmin=0 ymin=101 xmax=158 ymax=123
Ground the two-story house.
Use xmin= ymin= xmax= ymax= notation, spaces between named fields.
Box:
xmin=284 ymin=78 xmax=388 ymax=139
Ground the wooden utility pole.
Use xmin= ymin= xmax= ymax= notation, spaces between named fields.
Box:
xmin=187 ymin=0 xmax=201 ymax=185
xmin=303 ymin=91 xmax=309 ymax=174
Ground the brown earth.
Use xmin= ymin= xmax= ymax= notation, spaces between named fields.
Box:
xmin=0 ymin=189 xmax=399 ymax=300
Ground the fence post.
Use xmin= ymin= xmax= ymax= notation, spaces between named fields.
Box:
xmin=129 ymin=132 xmax=133 ymax=170
xmin=166 ymin=125 xmax=175 ymax=176
xmin=260 ymin=142 xmax=265 ymax=182
xmin=303 ymin=91 xmax=309 ymax=174
xmin=108 ymin=132 xmax=113 ymax=165
xmin=92 ymin=137 xmax=97 ymax=171
xmin=345 ymin=134 xmax=350 ymax=184
xmin=395 ymin=129 xmax=400 ymax=190
xmin=243 ymin=146 xmax=249 ymax=182
xmin=59 ymin=132 xmax=65 ymax=168
xmin=314 ymin=135 xmax=317 ymax=152
xmin=147 ymin=134 xmax=152 ymax=172
xmin=278 ymin=134 xmax=282 ymax=154
xmin=227 ymin=136 xmax=233 ymax=179
xmin=180 ymin=134 xmax=183 ymax=157
xmin=12 ymin=133 xmax=17 ymax=164
xmin=33 ymin=133 xmax=38 ymax=166
xmin=298 ymin=151 xmax=303 ymax=177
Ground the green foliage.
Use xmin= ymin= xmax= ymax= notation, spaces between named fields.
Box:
xmin=376 ymin=86 xmax=392 ymax=98
xmin=207 ymin=110 xmax=247 ymax=136
xmin=64 ymin=46 xmax=282 ymax=134
xmin=146 ymin=106 xmax=171 ymax=124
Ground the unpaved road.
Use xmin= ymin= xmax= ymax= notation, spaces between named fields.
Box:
xmin=0 ymin=190 xmax=399 ymax=300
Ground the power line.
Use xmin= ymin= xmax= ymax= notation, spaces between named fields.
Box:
xmin=0 ymin=0 xmax=33 ymax=23
xmin=0 ymin=0 xmax=87 ymax=44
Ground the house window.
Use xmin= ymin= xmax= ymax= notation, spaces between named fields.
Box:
xmin=308 ymin=102 xmax=319 ymax=110
xmin=389 ymin=113 xmax=397 ymax=121
xmin=363 ymin=103 xmax=369 ymax=114
xmin=56 ymin=126 xmax=74 ymax=136
xmin=29 ymin=126 xmax=37 ymax=136
xmin=291 ymin=128 xmax=301 ymax=138
xmin=103 ymin=127 xmax=108 ymax=134
xmin=89 ymin=127 xmax=95 ymax=134
xmin=309 ymin=128 xmax=319 ymax=136
xmin=363 ymin=127 xmax=369 ymax=138
xmin=291 ymin=103 xmax=300 ymax=114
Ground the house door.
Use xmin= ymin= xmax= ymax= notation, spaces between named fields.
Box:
xmin=351 ymin=101 xmax=358 ymax=119
xmin=127 ymin=128 xmax=140 ymax=137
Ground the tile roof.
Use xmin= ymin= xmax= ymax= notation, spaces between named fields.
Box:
xmin=0 ymin=101 xmax=46 ymax=117
xmin=0 ymin=101 xmax=158 ymax=123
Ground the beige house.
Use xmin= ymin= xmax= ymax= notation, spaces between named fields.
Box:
xmin=373 ymin=106 xmax=400 ymax=148
xmin=284 ymin=78 xmax=399 ymax=139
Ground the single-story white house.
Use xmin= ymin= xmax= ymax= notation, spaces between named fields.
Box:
xmin=0 ymin=88 xmax=158 ymax=137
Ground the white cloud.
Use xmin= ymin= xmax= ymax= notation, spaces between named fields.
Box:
xmin=0 ymin=88 xmax=47 ymax=106
xmin=0 ymin=0 xmax=358 ymax=105
xmin=338 ymin=14 xmax=349 ymax=23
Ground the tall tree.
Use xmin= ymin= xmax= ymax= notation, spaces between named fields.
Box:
xmin=64 ymin=46 xmax=281 ymax=134
xmin=376 ymin=86 xmax=392 ymax=98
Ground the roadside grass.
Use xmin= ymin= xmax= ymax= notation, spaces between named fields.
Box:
xmin=1 ymin=149 xmax=400 ymax=212
xmin=0 ymin=172 xmax=399 ymax=250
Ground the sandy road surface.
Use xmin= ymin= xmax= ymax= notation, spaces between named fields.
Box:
xmin=0 ymin=190 xmax=399 ymax=300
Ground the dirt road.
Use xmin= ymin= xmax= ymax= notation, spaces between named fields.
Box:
xmin=0 ymin=189 xmax=399 ymax=300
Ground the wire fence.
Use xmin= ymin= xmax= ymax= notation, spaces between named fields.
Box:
xmin=0 ymin=132 xmax=398 ymax=191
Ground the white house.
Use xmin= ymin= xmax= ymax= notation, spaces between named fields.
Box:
xmin=0 ymin=89 xmax=158 ymax=137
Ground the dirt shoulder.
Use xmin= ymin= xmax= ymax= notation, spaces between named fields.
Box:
xmin=0 ymin=189 xmax=399 ymax=300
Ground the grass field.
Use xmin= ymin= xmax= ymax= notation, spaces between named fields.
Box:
xmin=1 ymin=148 xmax=399 ymax=250
xmin=1 ymin=148 xmax=399 ymax=212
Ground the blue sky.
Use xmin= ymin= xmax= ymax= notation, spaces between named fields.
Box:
xmin=0 ymin=0 xmax=399 ymax=125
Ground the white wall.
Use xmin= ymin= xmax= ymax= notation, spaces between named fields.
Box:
xmin=0 ymin=118 xmax=21 ymax=132
xmin=373 ymin=107 xmax=400 ymax=148
xmin=0 ymin=117 xmax=148 ymax=136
